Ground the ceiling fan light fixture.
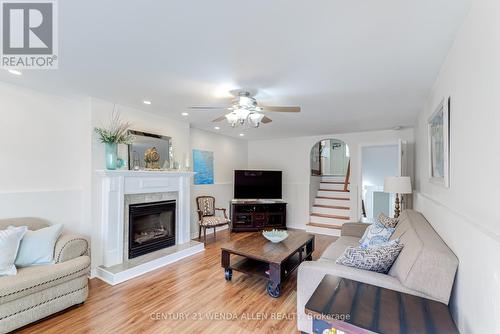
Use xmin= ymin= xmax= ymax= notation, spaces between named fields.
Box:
xmin=225 ymin=112 xmax=239 ymax=125
xmin=249 ymin=112 xmax=264 ymax=127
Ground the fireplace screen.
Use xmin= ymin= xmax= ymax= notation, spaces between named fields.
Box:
xmin=129 ymin=200 xmax=176 ymax=259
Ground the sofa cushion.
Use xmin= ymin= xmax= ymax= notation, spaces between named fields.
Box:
xmin=320 ymin=236 xmax=359 ymax=261
xmin=390 ymin=210 xmax=411 ymax=240
xmin=336 ymin=240 xmax=404 ymax=273
xmin=14 ymin=224 xmax=63 ymax=267
xmin=389 ymin=210 xmax=458 ymax=304
xmin=359 ymin=222 xmax=395 ymax=248
xmin=0 ymin=256 xmax=90 ymax=304
xmin=388 ymin=222 xmax=422 ymax=283
xmin=377 ymin=212 xmax=399 ymax=228
xmin=0 ymin=226 xmax=27 ymax=276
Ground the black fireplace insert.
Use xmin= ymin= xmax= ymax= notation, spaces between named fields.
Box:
xmin=128 ymin=200 xmax=176 ymax=259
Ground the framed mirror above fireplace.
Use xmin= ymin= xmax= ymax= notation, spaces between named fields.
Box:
xmin=128 ymin=130 xmax=172 ymax=170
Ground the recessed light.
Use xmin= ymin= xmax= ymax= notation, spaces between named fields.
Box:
xmin=214 ymin=126 xmax=220 ymax=130
xmin=8 ymin=69 xmax=22 ymax=76
xmin=143 ymin=100 xmax=152 ymax=105
xmin=181 ymin=112 xmax=189 ymax=116
xmin=239 ymin=133 xmax=245 ymax=137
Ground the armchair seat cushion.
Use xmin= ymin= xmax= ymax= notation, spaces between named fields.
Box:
xmin=200 ymin=216 xmax=230 ymax=227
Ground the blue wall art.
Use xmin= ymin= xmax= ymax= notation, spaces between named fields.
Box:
xmin=193 ymin=149 xmax=214 ymax=185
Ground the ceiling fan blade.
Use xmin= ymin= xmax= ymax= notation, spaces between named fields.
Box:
xmin=189 ymin=106 xmax=228 ymax=110
xmin=261 ymin=116 xmax=272 ymax=124
xmin=212 ymin=115 xmax=226 ymax=122
xmin=261 ymin=106 xmax=301 ymax=113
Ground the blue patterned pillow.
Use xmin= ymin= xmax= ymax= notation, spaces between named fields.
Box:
xmin=359 ymin=222 xmax=395 ymax=249
xmin=336 ymin=239 xmax=404 ymax=273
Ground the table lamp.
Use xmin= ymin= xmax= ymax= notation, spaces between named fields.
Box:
xmin=384 ymin=176 xmax=412 ymax=218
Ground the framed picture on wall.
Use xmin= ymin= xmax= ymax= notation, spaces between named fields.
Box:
xmin=427 ymin=97 xmax=450 ymax=188
xmin=193 ymin=149 xmax=214 ymax=185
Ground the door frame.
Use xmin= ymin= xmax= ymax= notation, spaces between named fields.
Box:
xmin=358 ymin=141 xmax=403 ymax=219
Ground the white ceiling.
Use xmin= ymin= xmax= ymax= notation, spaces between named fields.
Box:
xmin=0 ymin=0 xmax=469 ymax=139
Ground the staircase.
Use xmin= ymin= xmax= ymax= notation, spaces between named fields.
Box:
xmin=306 ymin=175 xmax=353 ymax=236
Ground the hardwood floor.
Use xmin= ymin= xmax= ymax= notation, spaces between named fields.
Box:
xmin=19 ymin=230 xmax=336 ymax=334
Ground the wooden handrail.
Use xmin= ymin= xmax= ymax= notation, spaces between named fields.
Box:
xmin=343 ymin=159 xmax=351 ymax=191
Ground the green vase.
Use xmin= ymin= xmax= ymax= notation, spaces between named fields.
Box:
xmin=105 ymin=142 xmax=118 ymax=170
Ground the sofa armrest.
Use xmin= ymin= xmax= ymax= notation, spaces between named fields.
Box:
xmin=340 ymin=222 xmax=369 ymax=238
xmin=54 ymin=234 xmax=89 ymax=263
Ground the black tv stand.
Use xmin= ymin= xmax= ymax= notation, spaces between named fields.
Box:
xmin=230 ymin=199 xmax=287 ymax=232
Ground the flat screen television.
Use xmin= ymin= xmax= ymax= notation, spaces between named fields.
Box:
xmin=234 ymin=170 xmax=282 ymax=199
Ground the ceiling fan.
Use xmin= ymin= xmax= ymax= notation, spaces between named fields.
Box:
xmin=189 ymin=89 xmax=301 ymax=128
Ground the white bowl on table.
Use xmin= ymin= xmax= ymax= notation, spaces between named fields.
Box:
xmin=262 ymin=229 xmax=288 ymax=243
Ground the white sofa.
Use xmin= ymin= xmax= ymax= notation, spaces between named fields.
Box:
xmin=0 ymin=218 xmax=90 ymax=333
xmin=297 ymin=210 xmax=459 ymax=333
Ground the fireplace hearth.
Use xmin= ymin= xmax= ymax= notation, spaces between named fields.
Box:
xmin=128 ymin=200 xmax=176 ymax=259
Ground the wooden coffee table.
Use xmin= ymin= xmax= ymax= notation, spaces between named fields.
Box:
xmin=220 ymin=230 xmax=314 ymax=298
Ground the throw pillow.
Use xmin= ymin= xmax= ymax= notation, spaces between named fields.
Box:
xmin=336 ymin=240 xmax=404 ymax=273
xmin=377 ymin=212 xmax=399 ymax=228
xmin=359 ymin=222 xmax=395 ymax=248
xmin=0 ymin=226 xmax=27 ymax=276
xmin=14 ymin=224 xmax=63 ymax=267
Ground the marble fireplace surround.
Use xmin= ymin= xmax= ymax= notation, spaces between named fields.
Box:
xmin=93 ymin=170 xmax=204 ymax=285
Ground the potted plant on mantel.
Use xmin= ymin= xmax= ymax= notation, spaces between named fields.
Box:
xmin=94 ymin=107 xmax=134 ymax=170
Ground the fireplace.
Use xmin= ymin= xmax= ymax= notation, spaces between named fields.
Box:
xmin=128 ymin=200 xmax=176 ymax=259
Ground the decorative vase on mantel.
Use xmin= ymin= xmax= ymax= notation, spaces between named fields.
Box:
xmin=105 ymin=142 xmax=118 ymax=170
xmin=94 ymin=107 xmax=134 ymax=171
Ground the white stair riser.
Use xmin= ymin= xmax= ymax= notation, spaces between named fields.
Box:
xmin=312 ymin=206 xmax=351 ymax=216
xmin=317 ymin=190 xmax=350 ymax=198
xmin=320 ymin=183 xmax=347 ymax=191
xmin=314 ymin=198 xmax=351 ymax=207
xmin=321 ymin=176 xmax=345 ymax=183
xmin=310 ymin=215 xmax=349 ymax=225
xmin=306 ymin=225 xmax=341 ymax=237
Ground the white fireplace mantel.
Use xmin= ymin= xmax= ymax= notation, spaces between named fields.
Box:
xmin=92 ymin=170 xmax=203 ymax=284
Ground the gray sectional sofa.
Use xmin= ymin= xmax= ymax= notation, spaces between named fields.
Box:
xmin=297 ymin=210 xmax=459 ymax=333
xmin=0 ymin=218 xmax=90 ymax=333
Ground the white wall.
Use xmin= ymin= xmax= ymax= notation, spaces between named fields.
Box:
xmin=0 ymin=82 xmax=92 ymax=236
xmin=248 ymin=128 xmax=414 ymax=229
xmin=0 ymin=85 xmax=193 ymax=240
xmin=90 ymin=98 xmax=190 ymax=172
xmin=190 ymin=128 xmax=248 ymax=237
xmin=413 ymin=0 xmax=500 ymax=332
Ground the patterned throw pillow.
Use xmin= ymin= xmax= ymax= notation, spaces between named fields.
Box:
xmin=377 ymin=212 xmax=399 ymax=228
xmin=336 ymin=240 xmax=404 ymax=274
xmin=359 ymin=222 xmax=395 ymax=248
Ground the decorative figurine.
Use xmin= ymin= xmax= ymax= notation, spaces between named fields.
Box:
xmin=144 ymin=147 xmax=161 ymax=169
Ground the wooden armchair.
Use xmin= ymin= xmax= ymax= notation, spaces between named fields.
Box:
xmin=196 ymin=196 xmax=231 ymax=243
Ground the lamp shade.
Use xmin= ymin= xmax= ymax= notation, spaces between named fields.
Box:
xmin=384 ymin=176 xmax=412 ymax=194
